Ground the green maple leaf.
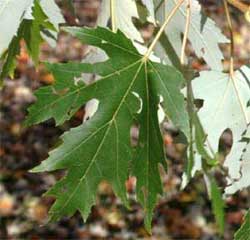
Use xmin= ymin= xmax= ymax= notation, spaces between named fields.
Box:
xmin=26 ymin=26 xmax=189 ymax=230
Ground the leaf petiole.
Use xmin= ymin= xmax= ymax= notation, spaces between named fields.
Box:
xmin=144 ymin=0 xmax=185 ymax=59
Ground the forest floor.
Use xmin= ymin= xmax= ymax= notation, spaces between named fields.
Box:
xmin=0 ymin=1 xmax=250 ymax=239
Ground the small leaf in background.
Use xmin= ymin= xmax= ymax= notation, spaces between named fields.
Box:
xmin=0 ymin=0 xmax=33 ymax=55
xmin=191 ymin=66 xmax=250 ymax=189
xmin=235 ymin=210 xmax=250 ymax=240
xmin=154 ymin=0 xmax=229 ymax=70
xmin=0 ymin=0 xmax=64 ymax=79
xmin=97 ymin=0 xmax=143 ymax=42
xmin=23 ymin=0 xmax=56 ymax=65
xmin=225 ymin=127 xmax=250 ymax=195
xmin=39 ymin=0 xmax=65 ymax=47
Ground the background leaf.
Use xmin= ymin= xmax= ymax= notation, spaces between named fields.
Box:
xmin=0 ymin=0 xmax=33 ymax=55
xmin=154 ymin=0 xmax=229 ymax=70
xmin=225 ymin=127 xmax=250 ymax=194
xmin=0 ymin=0 xmax=64 ymax=79
xmin=97 ymin=0 xmax=143 ymax=42
xmin=191 ymin=66 xmax=250 ymax=185
xmin=235 ymin=210 xmax=250 ymax=240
